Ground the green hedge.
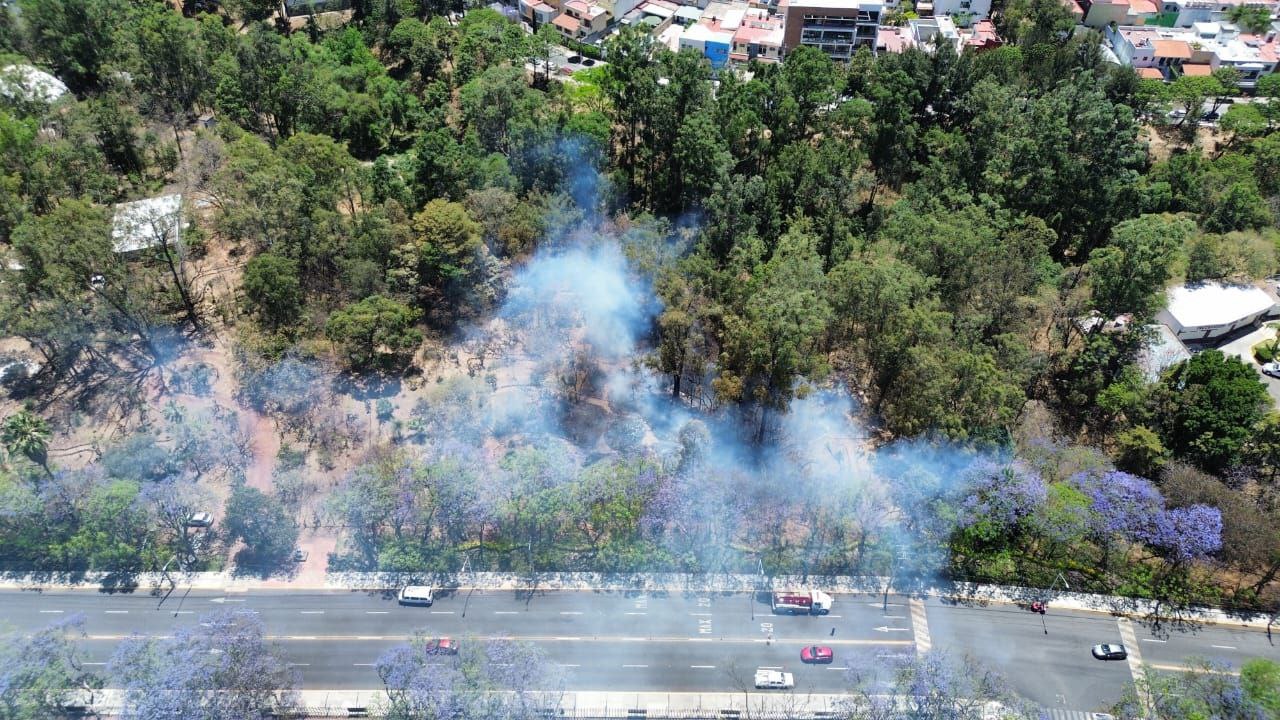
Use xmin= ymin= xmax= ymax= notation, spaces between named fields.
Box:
xmin=1253 ymin=339 xmax=1279 ymax=363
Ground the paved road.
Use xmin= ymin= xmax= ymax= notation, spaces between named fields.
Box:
xmin=2 ymin=587 xmax=1275 ymax=713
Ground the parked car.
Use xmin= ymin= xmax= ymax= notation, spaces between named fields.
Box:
xmin=398 ymin=586 xmax=434 ymax=606
xmin=754 ymin=669 xmax=795 ymax=689
xmin=800 ymin=646 xmax=834 ymax=664
xmin=185 ymin=512 xmax=213 ymax=528
xmin=1261 ymin=361 xmax=1280 ymax=378
xmin=291 ymin=550 xmax=309 ymax=563
xmin=424 ymin=637 xmax=458 ymax=655
xmin=1092 ymin=643 xmax=1127 ymax=661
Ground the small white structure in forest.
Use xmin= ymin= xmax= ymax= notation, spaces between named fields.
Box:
xmin=1157 ymin=281 xmax=1279 ymax=343
xmin=0 ymin=64 xmax=69 ymax=104
xmin=112 ymin=194 xmax=183 ymax=255
xmin=1139 ymin=323 xmax=1192 ymax=381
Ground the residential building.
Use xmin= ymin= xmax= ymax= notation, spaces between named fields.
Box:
xmin=0 ymin=64 xmax=67 ymax=104
xmin=1107 ymin=22 xmax=1280 ymax=87
xmin=1156 ymin=0 xmax=1277 ymax=28
xmin=112 ymin=195 xmax=183 ymax=255
xmin=917 ymin=0 xmax=993 ymax=20
xmin=731 ymin=7 xmax=785 ymax=62
xmin=877 ymin=17 xmax=1001 ymax=52
xmin=1139 ymin=324 xmax=1192 ymax=381
xmin=560 ymin=0 xmax=611 ymax=37
xmin=1079 ymin=0 xmax=1158 ymax=27
xmin=681 ymin=21 xmax=735 ymax=66
xmin=519 ymin=0 xmax=559 ymax=25
xmin=779 ymin=0 xmax=882 ymax=60
xmin=1157 ymin=281 xmax=1280 ymax=343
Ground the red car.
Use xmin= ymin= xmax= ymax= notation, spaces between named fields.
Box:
xmin=424 ymin=637 xmax=458 ymax=655
xmin=800 ymin=645 xmax=834 ymax=664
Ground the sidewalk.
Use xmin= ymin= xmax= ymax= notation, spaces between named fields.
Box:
xmin=1 ymin=570 xmax=1272 ymax=633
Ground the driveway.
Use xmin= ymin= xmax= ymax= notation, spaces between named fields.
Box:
xmin=1217 ymin=325 xmax=1280 ymax=406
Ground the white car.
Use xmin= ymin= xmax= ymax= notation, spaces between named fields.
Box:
xmin=397 ymin=586 xmax=434 ymax=606
xmin=754 ymin=669 xmax=795 ymax=689
xmin=1261 ymin=362 xmax=1280 ymax=379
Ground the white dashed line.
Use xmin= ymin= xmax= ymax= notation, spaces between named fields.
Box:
xmin=173 ymin=611 xmax=193 ymax=615
xmin=560 ymin=611 xmax=583 ymax=615
xmin=626 ymin=612 xmax=647 ymax=615
xmin=690 ymin=612 xmax=712 ymax=617
xmin=357 ymin=636 xmax=384 ymax=640
xmin=1141 ymin=638 xmax=1166 ymax=643
xmin=1211 ymin=645 xmax=1237 ymax=650
xmin=561 ymin=664 xmax=582 ymax=668
xmin=691 ymin=665 xmax=716 ymax=669
xmin=83 ymin=662 xmax=106 ymax=666
xmin=287 ymin=663 xmax=310 ymax=667
xmin=826 ymin=615 xmax=842 ymax=618
xmin=353 ymin=663 xmax=375 ymax=667
xmin=555 ymin=637 xmax=582 ymax=640
xmin=827 ymin=667 xmax=845 ymax=671
xmin=289 ymin=636 xmax=318 ymax=640
xmin=300 ymin=611 xmax=324 ymax=615
xmin=760 ymin=666 xmax=782 ymax=670
xmin=39 ymin=610 xmax=64 ymax=614
xmin=105 ymin=610 xmax=128 ymax=614
xmin=495 ymin=611 xmax=518 ymax=615
xmin=366 ymin=611 xmax=388 ymax=615
xmin=431 ymin=611 xmax=454 ymax=614
xmin=623 ymin=664 xmax=648 ymax=668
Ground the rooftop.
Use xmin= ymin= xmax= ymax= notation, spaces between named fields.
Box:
xmin=1139 ymin=324 xmax=1192 ymax=382
xmin=1137 ymin=66 xmax=1165 ymax=79
xmin=1163 ymin=281 xmax=1277 ymax=329
xmin=781 ymin=0 xmax=883 ymax=10
xmin=112 ymin=194 xmax=183 ymax=254
xmin=1152 ymin=38 xmax=1193 ymax=59
xmin=0 ymin=64 xmax=69 ymax=104
xmin=552 ymin=12 xmax=582 ymax=30
xmin=1181 ymin=63 xmax=1213 ymax=75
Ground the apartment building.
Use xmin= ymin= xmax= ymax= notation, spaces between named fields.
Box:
xmin=1107 ymin=21 xmax=1279 ymax=87
xmin=779 ymin=0 xmax=883 ymax=60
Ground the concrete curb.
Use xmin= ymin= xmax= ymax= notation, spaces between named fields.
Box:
xmin=1 ymin=570 xmax=1272 ymax=632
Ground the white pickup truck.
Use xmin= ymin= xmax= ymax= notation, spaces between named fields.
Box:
xmin=754 ymin=669 xmax=795 ymax=690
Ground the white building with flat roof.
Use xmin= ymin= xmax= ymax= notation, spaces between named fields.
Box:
xmin=112 ymin=194 xmax=183 ymax=255
xmin=1157 ymin=281 xmax=1279 ymax=343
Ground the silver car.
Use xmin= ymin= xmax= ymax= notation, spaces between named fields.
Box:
xmin=1092 ymin=643 xmax=1127 ymax=661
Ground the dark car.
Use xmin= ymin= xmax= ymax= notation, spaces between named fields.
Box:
xmin=425 ymin=637 xmax=458 ymax=655
xmin=800 ymin=645 xmax=834 ymax=664
xmin=1092 ymin=643 xmax=1127 ymax=661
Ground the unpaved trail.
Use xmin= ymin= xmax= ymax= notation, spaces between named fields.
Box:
xmin=243 ymin=411 xmax=280 ymax=492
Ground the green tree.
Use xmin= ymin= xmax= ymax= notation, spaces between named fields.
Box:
xmin=1087 ymin=214 xmax=1195 ymax=321
xmin=18 ymin=0 xmax=126 ymax=92
xmin=1 ymin=409 xmax=51 ymax=477
xmin=130 ymin=4 xmax=209 ymax=158
xmin=325 ymin=295 xmax=423 ymax=369
xmin=393 ymin=199 xmax=487 ymax=304
xmin=1227 ymin=4 xmax=1272 ymax=33
xmin=224 ymin=485 xmax=299 ymax=569
xmin=1242 ymin=658 xmax=1280 ymax=716
xmin=241 ymin=254 xmax=303 ymax=330
xmin=714 ymin=221 xmax=832 ymax=443
xmin=1155 ymin=350 xmax=1271 ymax=471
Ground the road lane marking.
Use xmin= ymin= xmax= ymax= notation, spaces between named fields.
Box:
xmin=826 ymin=667 xmax=845 ymax=671
xmin=760 ymin=666 xmax=782 ymax=670
xmin=1140 ymin=638 xmax=1166 ymax=643
xmin=560 ymin=611 xmax=583 ymax=615
xmin=555 ymin=637 xmax=582 ymax=640
xmin=495 ymin=611 xmax=518 ymax=615
xmin=561 ymin=664 xmax=581 ymax=668
xmin=1149 ymin=662 xmax=1239 ymax=676
xmin=826 ymin=615 xmax=842 ymax=618
xmin=1118 ymin=618 xmax=1151 ymax=711
xmin=300 ymin=611 xmax=324 ymax=615
xmin=40 ymin=610 xmax=64 ymax=614
xmin=1211 ymin=645 xmax=1237 ymax=650
xmin=691 ymin=665 xmax=715 ymax=669
xmin=625 ymin=612 xmax=647 ymax=615
xmin=366 ymin=611 xmax=388 ymax=615
xmin=81 ymin=634 xmax=914 ymax=646
xmin=691 ymin=612 xmax=712 ymax=616
xmin=287 ymin=663 xmax=310 ymax=667
xmin=431 ymin=611 xmax=454 ymax=614
xmin=173 ymin=611 xmax=193 ymax=615
xmin=83 ymin=662 xmax=106 ymax=666
xmin=909 ymin=598 xmax=930 ymax=657
xmin=353 ymin=663 xmax=375 ymax=666
xmin=105 ymin=610 xmax=128 ymax=614
xmin=622 ymin=664 xmax=648 ymax=668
